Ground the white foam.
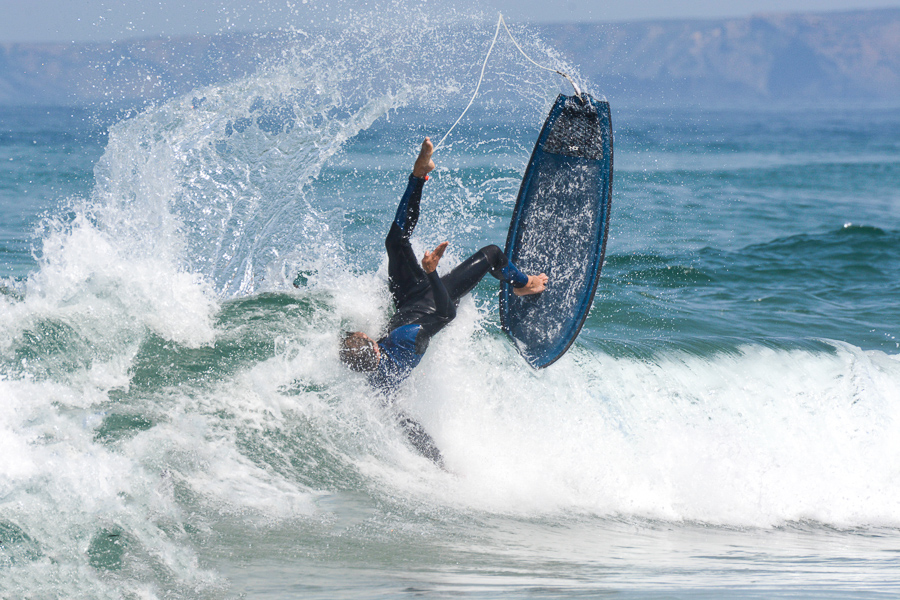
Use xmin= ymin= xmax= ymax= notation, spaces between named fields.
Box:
xmin=391 ymin=330 xmax=900 ymax=528
xmin=0 ymin=375 xmax=219 ymax=595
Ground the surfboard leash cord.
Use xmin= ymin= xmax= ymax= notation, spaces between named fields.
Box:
xmin=433 ymin=13 xmax=583 ymax=153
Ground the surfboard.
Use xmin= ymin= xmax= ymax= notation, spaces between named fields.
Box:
xmin=499 ymin=93 xmax=613 ymax=368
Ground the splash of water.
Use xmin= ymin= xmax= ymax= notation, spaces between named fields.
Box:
xmin=0 ymin=7 xmax=583 ymax=596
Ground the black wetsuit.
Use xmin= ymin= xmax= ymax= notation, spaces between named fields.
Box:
xmin=369 ymin=174 xmax=528 ymax=463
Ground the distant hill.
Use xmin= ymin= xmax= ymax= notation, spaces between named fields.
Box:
xmin=0 ymin=33 xmax=287 ymax=107
xmin=1 ymin=8 xmax=899 ymax=107
xmin=543 ymin=8 xmax=900 ymax=105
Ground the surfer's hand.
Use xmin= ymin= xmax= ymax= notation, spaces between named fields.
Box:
xmin=413 ymin=137 xmax=435 ymax=178
xmin=421 ymin=241 xmax=448 ymax=273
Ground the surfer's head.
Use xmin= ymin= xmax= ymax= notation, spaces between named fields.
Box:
xmin=339 ymin=332 xmax=380 ymax=372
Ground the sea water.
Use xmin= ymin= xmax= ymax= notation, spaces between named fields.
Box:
xmin=2 ymin=9 xmax=900 ymax=600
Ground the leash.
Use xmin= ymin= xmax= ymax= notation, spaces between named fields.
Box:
xmin=432 ymin=13 xmax=582 ymax=153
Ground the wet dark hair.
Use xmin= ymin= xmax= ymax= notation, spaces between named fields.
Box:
xmin=339 ymin=332 xmax=379 ymax=372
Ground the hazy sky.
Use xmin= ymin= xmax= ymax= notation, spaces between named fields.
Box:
xmin=3 ymin=0 xmax=900 ymax=43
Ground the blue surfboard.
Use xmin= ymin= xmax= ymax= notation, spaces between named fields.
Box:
xmin=500 ymin=94 xmax=613 ymax=368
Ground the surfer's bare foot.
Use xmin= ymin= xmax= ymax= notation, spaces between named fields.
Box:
xmin=514 ymin=273 xmax=548 ymax=296
xmin=412 ymin=137 xmax=435 ymax=178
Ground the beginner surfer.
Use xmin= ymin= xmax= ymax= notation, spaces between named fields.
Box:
xmin=339 ymin=138 xmax=547 ymax=463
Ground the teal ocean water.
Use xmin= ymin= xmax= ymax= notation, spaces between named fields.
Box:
xmin=2 ymin=12 xmax=900 ymax=599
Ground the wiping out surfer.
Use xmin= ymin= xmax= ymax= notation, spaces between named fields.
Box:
xmin=339 ymin=138 xmax=547 ymax=465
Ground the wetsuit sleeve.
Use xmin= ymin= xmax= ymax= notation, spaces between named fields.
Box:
xmin=386 ymin=175 xmax=426 ymax=247
xmin=427 ymin=270 xmax=455 ymax=321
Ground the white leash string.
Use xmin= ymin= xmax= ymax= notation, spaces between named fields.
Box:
xmin=499 ymin=14 xmax=582 ymax=99
xmin=433 ymin=13 xmax=582 ymax=153
xmin=432 ymin=15 xmax=503 ymax=152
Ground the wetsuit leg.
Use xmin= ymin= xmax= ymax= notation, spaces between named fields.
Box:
xmin=386 ymin=175 xmax=429 ymax=307
xmin=441 ymin=244 xmax=529 ymax=302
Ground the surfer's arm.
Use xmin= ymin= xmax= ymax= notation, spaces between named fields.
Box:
xmin=421 ymin=241 xmax=454 ymax=320
xmin=427 ymin=270 xmax=455 ymax=321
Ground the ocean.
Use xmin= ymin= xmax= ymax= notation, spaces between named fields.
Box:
xmin=2 ymin=12 xmax=900 ymax=599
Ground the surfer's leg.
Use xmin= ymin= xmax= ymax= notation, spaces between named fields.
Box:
xmin=386 ymin=178 xmax=428 ymax=306
xmin=389 ymin=175 xmax=424 ymax=241
xmin=384 ymin=139 xmax=435 ymax=306
xmin=441 ymin=245 xmax=530 ymax=302
xmin=483 ymin=245 xmax=530 ymax=289
xmin=478 ymin=245 xmax=547 ymax=297
xmin=386 ymin=234 xmax=427 ymax=307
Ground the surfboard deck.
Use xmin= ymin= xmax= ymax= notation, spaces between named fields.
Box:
xmin=500 ymin=93 xmax=613 ymax=368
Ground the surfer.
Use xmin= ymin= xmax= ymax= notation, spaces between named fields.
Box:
xmin=339 ymin=138 xmax=547 ymax=464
